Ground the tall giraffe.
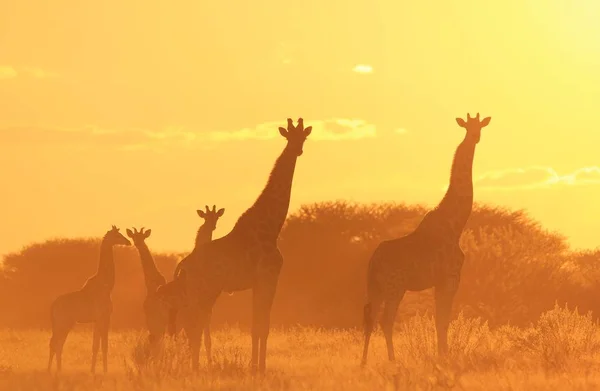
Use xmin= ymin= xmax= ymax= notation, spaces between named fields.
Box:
xmin=361 ymin=113 xmax=491 ymax=365
xmin=167 ymin=205 xmax=225 ymax=365
xmin=156 ymin=118 xmax=312 ymax=373
xmin=47 ymin=226 xmax=131 ymax=374
xmin=126 ymin=227 xmax=168 ymax=347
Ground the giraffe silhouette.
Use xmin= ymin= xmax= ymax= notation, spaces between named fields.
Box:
xmin=47 ymin=226 xmax=131 ymax=374
xmin=156 ymin=117 xmax=312 ymax=373
xmin=167 ymin=205 xmax=225 ymax=365
xmin=361 ymin=113 xmax=491 ymax=365
xmin=126 ymin=227 xmax=168 ymax=348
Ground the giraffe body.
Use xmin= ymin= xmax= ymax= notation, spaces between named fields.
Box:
xmin=157 ymin=118 xmax=311 ymax=373
xmin=362 ymin=113 xmax=491 ymax=365
xmin=166 ymin=205 xmax=224 ymax=365
xmin=47 ymin=226 xmax=131 ymax=374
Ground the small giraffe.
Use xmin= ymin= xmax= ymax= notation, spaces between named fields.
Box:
xmin=167 ymin=205 xmax=225 ymax=365
xmin=156 ymin=118 xmax=312 ymax=373
xmin=361 ymin=113 xmax=491 ymax=365
xmin=47 ymin=225 xmax=131 ymax=374
xmin=126 ymin=227 xmax=168 ymax=347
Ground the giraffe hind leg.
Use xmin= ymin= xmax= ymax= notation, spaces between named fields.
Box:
xmin=381 ymin=294 xmax=403 ymax=362
xmin=361 ymin=297 xmax=382 ymax=366
xmin=49 ymin=326 xmax=71 ymax=374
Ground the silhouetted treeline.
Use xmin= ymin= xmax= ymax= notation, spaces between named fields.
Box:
xmin=1 ymin=201 xmax=599 ymax=330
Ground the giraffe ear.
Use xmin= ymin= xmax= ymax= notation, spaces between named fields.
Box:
xmin=480 ymin=117 xmax=491 ymax=127
xmin=278 ymin=127 xmax=288 ymax=138
xmin=144 ymin=229 xmax=152 ymax=238
xmin=126 ymin=228 xmax=133 ymax=238
xmin=304 ymin=126 xmax=312 ymax=137
xmin=455 ymin=118 xmax=467 ymax=128
xmin=197 ymin=210 xmax=206 ymax=218
xmin=216 ymin=208 xmax=225 ymax=217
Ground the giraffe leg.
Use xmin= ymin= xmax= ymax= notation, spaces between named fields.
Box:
xmin=251 ymin=253 xmax=282 ymax=374
xmin=251 ymin=287 xmax=277 ymax=374
xmin=90 ymin=323 xmax=101 ymax=374
xmin=361 ymin=297 xmax=382 ymax=366
xmin=184 ymin=297 xmax=217 ymax=371
xmin=48 ymin=325 xmax=71 ymax=373
xmin=204 ymin=313 xmax=213 ymax=366
xmin=54 ymin=329 xmax=70 ymax=374
xmin=381 ymin=295 xmax=403 ymax=362
xmin=182 ymin=305 xmax=202 ymax=371
xmin=100 ymin=320 xmax=110 ymax=374
xmin=434 ymin=285 xmax=457 ymax=356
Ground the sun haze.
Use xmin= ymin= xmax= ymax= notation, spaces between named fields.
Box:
xmin=1 ymin=0 xmax=600 ymax=257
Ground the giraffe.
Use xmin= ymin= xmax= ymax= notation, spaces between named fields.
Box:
xmin=156 ymin=118 xmax=312 ymax=373
xmin=126 ymin=227 xmax=168 ymax=348
xmin=47 ymin=225 xmax=131 ymax=374
xmin=167 ymin=205 xmax=225 ymax=365
xmin=361 ymin=113 xmax=491 ymax=365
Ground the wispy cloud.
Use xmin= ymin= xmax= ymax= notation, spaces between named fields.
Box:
xmin=0 ymin=66 xmax=17 ymax=79
xmin=474 ymin=166 xmax=600 ymax=191
xmin=0 ymin=118 xmax=384 ymax=151
xmin=21 ymin=67 xmax=59 ymax=79
xmin=0 ymin=65 xmax=58 ymax=80
xmin=352 ymin=64 xmax=373 ymax=74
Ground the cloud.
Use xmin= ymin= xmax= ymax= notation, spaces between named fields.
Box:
xmin=0 ymin=65 xmax=58 ymax=80
xmin=395 ymin=128 xmax=408 ymax=135
xmin=0 ymin=66 xmax=17 ymax=79
xmin=474 ymin=166 xmax=600 ymax=191
xmin=21 ymin=67 xmax=59 ymax=79
xmin=0 ymin=118 xmax=383 ymax=151
xmin=352 ymin=64 xmax=373 ymax=74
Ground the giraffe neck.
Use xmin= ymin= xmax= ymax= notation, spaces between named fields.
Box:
xmin=134 ymin=241 xmax=165 ymax=293
xmin=430 ymin=135 xmax=477 ymax=234
xmin=95 ymin=237 xmax=115 ymax=291
xmin=232 ymin=144 xmax=298 ymax=240
xmin=193 ymin=223 xmax=213 ymax=251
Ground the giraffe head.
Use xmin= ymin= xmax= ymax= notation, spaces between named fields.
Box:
xmin=126 ymin=227 xmax=152 ymax=246
xmin=106 ymin=225 xmax=132 ymax=246
xmin=278 ymin=118 xmax=312 ymax=156
xmin=197 ymin=205 xmax=225 ymax=231
xmin=455 ymin=113 xmax=491 ymax=144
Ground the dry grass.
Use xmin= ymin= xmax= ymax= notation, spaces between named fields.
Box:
xmin=2 ymin=304 xmax=600 ymax=390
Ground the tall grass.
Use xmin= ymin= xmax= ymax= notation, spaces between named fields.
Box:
xmin=2 ymin=304 xmax=600 ymax=390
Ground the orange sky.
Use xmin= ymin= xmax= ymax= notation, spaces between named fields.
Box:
xmin=1 ymin=1 xmax=600 ymax=257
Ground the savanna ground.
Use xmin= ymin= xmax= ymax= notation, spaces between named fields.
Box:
xmin=2 ymin=305 xmax=600 ymax=391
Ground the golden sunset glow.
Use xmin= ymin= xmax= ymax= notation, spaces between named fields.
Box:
xmin=1 ymin=0 xmax=600 ymax=256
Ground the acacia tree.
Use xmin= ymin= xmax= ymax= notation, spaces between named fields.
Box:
xmin=0 ymin=201 xmax=591 ymax=330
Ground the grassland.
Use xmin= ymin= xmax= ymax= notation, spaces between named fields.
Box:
xmin=1 ymin=305 xmax=600 ymax=390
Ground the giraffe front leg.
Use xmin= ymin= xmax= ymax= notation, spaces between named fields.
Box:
xmin=184 ymin=296 xmax=218 ymax=371
xmin=91 ymin=323 xmax=101 ymax=374
xmin=434 ymin=284 xmax=458 ymax=356
xmin=100 ymin=317 xmax=111 ymax=374
xmin=182 ymin=307 xmax=202 ymax=371
xmin=251 ymin=250 xmax=282 ymax=374
xmin=204 ymin=311 xmax=213 ymax=366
